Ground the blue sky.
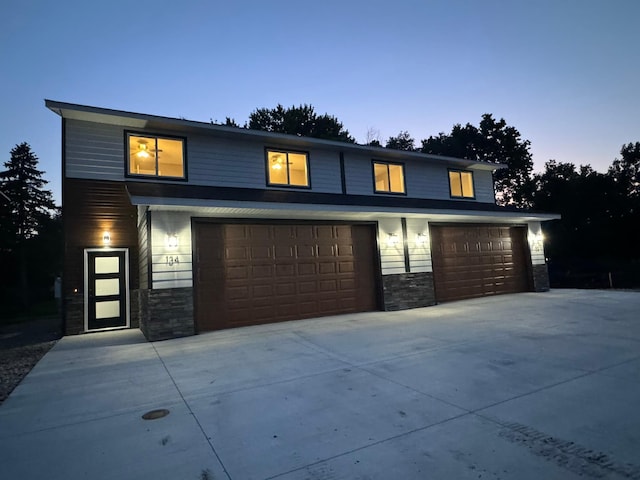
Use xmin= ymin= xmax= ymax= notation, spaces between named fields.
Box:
xmin=1 ymin=0 xmax=639 ymax=204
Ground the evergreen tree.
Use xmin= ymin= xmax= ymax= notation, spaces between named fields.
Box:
xmin=0 ymin=142 xmax=57 ymax=310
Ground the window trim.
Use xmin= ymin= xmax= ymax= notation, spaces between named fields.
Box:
xmin=125 ymin=131 xmax=188 ymax=181
xmin=264 ymin=147 xmax=311 ymax=189
xmin=448 ymin=169 xmax=476 ymax=199
xmin=371 ymin=160 xmax=407 ymax=195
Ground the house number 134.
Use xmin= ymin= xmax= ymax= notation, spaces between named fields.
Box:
xmin=166 ymin=256 xmax=180 ymax=266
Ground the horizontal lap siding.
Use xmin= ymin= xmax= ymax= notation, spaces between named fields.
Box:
xmin=63 ymin=178 xmax=139 ymax=295
xmin=149 ymin=211 xmax=193 ymax=289
xmin=343 ymin=152 xmax=496 ymax=202
xmin=66 ymin=120 xmax=125 ymax=180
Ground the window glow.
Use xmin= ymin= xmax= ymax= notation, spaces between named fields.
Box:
xmin=128 ymin=134 xmax=185 ymax=178
xmin=449 ymin=170 xmax=474 ymax=198
xmin=373 ymin=162 xmax=405 ymax=193
xmin=267 ymin=150 xmax=309 ymax=187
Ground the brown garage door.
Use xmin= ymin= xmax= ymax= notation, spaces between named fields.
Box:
xmin=195 ymin=223 xmax=378 ymax=331
xmin=431 ymin=225 xmax=531 ymax=302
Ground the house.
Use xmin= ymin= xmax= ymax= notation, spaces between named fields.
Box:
xmin=46 ymin=100 xmax=559 ymax=341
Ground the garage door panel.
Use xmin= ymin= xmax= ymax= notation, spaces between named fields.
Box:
xmin=432 ymin=225 xmax=531 ymax=303
xmin=298 ymin=281 xmax=318 ymax=294
xmin=297 ymin=263 xmax=317 ymax=275
xmin=195 ymin=223 xmax=378 ymax=331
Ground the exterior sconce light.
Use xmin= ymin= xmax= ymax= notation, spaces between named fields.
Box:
xmin=102 ymin=231 xmax=111 ymax=246
xmin=166 ymin=234 xmax=179 ymax=249
xmin=415 ymin=233 xmax=427 ymax=245
xmin=387 ymin=233 xmax=399 ymax=247
xmin=529 ymin=231 xmax=544 ymax=250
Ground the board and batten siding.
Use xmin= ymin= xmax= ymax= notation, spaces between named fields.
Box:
xmin=528 ymin=221 xmax=546 ymax=266
xmin=149 ymin=211 xmax=193 ymax=289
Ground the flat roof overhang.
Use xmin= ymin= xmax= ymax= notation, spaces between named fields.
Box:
xmin=126 ymin=182 xmax=560 ymax=224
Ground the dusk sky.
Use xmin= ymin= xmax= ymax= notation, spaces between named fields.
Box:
xmin=2 ymin=0 xmax=638 ymax=204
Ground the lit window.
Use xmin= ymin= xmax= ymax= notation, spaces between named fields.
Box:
xmin=373 ymin=161 xmax=405 ymax=194
xmin=449 ymin=170 xmax=474 ymax=198
xmin=267 ymin=150 xmax=309 ymax=187
xmin=127 ymin=133 xmax=185 ymax=178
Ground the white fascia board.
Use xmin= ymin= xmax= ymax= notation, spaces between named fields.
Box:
xmin=129 ymin=195 xmax=560 ymax=223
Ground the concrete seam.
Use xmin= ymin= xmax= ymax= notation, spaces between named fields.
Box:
xmin=150 ymin=342 xmax=233 ymax=480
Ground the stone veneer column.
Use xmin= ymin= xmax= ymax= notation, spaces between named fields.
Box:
xmin=138 ymin=287 xmax=195 ymax=341
xmin=532 ymin=264 xmax=551 ymax=292
xmin=382 ymin=272 xmax=436 ymax=311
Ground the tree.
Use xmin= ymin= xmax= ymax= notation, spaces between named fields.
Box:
xmin=365 ymin=127 xmax=382 ymax=147
xmin=386 ymin=131 xmax=416 ymax=151
xmin=248 ymin=104 xmax=355 ymax=143
xmin=421 ymin=114 xmax=534 ymax=207
xmin=609 ymin=142 xmax=640 ymax=198
xmin=0 ymin=143 xmax=57 ymax=310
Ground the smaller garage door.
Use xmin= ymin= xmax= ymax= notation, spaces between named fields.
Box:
xmin=195 ymin=223 xmax=378 ymax=331
xmin=431 ymin=225 xmax=531 ymax=302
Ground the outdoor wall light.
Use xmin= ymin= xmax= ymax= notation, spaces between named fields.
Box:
xmin=415 ymin=233 xmax=427 ymax=245
xmin=166 ymin=234 xmax=179 ymax=249
xmin=102 ymin=231 xmax=111 ymax=246
xmin=387 ymin=233 xmax=399 ymax=246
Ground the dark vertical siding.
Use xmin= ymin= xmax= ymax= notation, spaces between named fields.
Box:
xmin=63 ymin=178 xmax=139 ymax=296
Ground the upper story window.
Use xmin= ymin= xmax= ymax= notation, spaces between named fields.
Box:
xmin=266 ymin=149 xmax=309 ymax=187
xmin=373 ymin=161 xmax=405 ymax=194
xmin=127 ymin=133 xmax=186 ymax=179
xmin=449 ymin=170 xmax=475 ymax=198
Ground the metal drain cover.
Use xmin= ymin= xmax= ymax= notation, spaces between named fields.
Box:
xmin=142 ymin=409 xmax=170 ymax=420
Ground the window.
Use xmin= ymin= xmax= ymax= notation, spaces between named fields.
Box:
xmin=449 ymin=170 xmax=474 ymax=198
xmin=373 ymin=161 xmax=405 ymax=194
xmin=127 ymin=133 xmax=185 ymax=178
xmin=266 ymin=149 xmax=309 ymax=187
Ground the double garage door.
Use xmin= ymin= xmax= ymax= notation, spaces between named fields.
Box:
xmin=195 ymin=223 xmax=378 ymax=331
xmin=430 ymin=225 xmax=531 ymax=302
xmin=194 ymin=222 xmax=532 ymax=331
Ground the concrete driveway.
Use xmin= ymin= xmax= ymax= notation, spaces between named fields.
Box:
xmin=1 ymin=289 xmax=639 ymax=480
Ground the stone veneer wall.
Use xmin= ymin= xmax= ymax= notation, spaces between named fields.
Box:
xmin=139 ymin=287 xmax=195 ymax=341
xmin=64 ymin=294 xmax=84 ymax=335
xmin=532 ymin=264 xmax=550 ymax=292
xmin=382 ymin=272 xmax=436 ymax=311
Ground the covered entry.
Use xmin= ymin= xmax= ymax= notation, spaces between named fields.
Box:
xmin=430 ymin=225 xmax=531 ymax=302
xmin=194 ymin=222 xmax=378 ymax=331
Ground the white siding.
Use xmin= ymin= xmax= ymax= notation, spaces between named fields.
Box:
xmin=149 ymin=211 xmax=193 ymax=289
xmin=407 ymin=219 xmax=432 ymax=273
xmin=65 ymin=118 xmax=496 ymax=202
xmin=344 ymin=151 xmax=496 ymax=203
xmin=528 ymin=221 xmax=546 ymax=265
xmin=66 ymin=119 xmax=125 ymax=180
xmin=471 ymin=170 xmax=496 ymax=203
xmin=343 ymin=153 xmax=374 ymax=195
xmin=377 ymin=218 xmax=405 ymax=275
xmin=188 ymin=137 xmax=342 ymax=193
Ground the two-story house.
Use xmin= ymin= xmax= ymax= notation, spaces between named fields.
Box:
xmin=46 ymin=100 xmax=558 ymax=341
